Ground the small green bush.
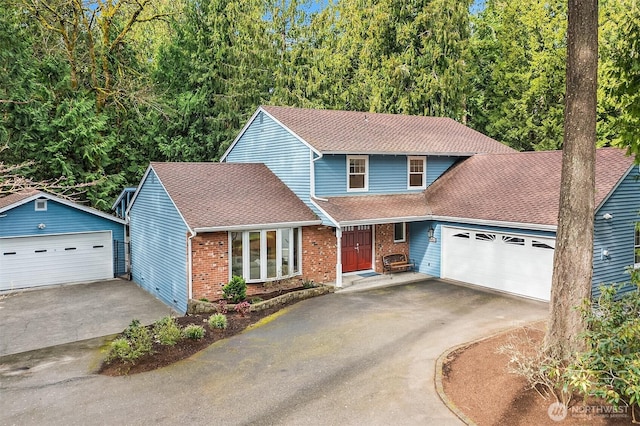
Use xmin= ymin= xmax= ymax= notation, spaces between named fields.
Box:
xmin=302 ymin=279 xmax=315 ymax=289
xmin=153 ymin=316 xmax=182 ymax=346
xmin=208 ymin=313 xmax=228 ymax=329
xmin=223 ymin=276 xmax=247 ymax=303
xmin=199 ymin=297 xmax=209 ymax=302
xmin=106 ymin=319 xmax=153 ymax=363
xmin=183 ymin=324 xmax=205 ymax=340
xmin=249 ymin=297 xmax=263 ymax=304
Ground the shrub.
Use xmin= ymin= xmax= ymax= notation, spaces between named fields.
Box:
xmin=183 ymin=324 xmax=205 ymax=340
xmin=199 ymin=297 xmax=209 ymax=303
xmin=223 ymin=276 xmax=247 ymax=303
xmin=302 ymin=279 xmax=315 ymax=289
xmin=250 ymin=297 xmax=263 ymax=304
xmin=216 ymin=300 xmax=228 ymax=314
xmin=208 ymin=313 xmax=227 ymax=329
xmin=235 ymin=301 xmax=251 ymax=317
xmin=566 ymin=285 xmax=640 ymax=416
xmin=106 ymin=319 xmax=153 ymax=364
xmin=153 ymin=316 xmax=182 ymax=346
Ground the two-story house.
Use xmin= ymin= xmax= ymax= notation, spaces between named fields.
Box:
xmin=128 ymin=106 xmax=640 ymax=313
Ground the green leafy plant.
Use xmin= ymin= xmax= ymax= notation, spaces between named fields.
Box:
xmin=566 ymin=285 xmax=640 ymax=420
xmin=302 ymin=279 xmax=315 ymax=289
xmin=249 ymin=297 xmax=263 ymax=304
xmin=199 ymin=297 xmax=209 ymax=302
xmin=153 ymin=316 xmax=182 ymax=346
xmin=183 ymin=324 xmax=205 ymax=340
xmin=106 ymin=319 xmax=153 ymax=364
xmin=235 ymin=301 xmax=251 ymax=317
xmin=223 ymin=276 xmax=247 ymax=303
xmin=208 ymin=313 xmax=227 ymax=329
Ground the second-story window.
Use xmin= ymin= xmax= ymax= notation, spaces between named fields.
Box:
xmin=348 ymin=155 xmax=368 ymax=191
xmin=408 ymin=156 xmax=426 ymax=189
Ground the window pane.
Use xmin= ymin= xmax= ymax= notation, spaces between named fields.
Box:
xmin=281 ymin=230 xmax=290 ymax=276
xmin=410 ymin=159 xmax=423 ymax=173
xmin=293 ymin=228 xmax=300 ymax=273
xmin=249 ymin=231 xmax=261 ymax=280
xmin=350 ymin=158 xmax=365 ymax=173
xmin=409 ymin=173 xmax=423 ymax=187
xmin=349 ymin=174 xmax=365 ymax=189
xmin=394 ymin=223 xmax=404 ymax=241
xmin=231 ymin=232 xmax=243 ymax=278
xmin=266 ymin=231 xmax=276 ymax=278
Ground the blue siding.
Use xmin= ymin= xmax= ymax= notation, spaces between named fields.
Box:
xmin=427 ymin=157 xmax=459 ymax=186
xmin=225 ymin=112 xmax=324 ymax=217
xmin=410 ymin=220 xmax=556 ymax=278
xmin=592 ymin=166 xmax=640 ymax=298
xmin=130 ymin=170 xmax=189 ymax=313
xmin=316 ymin=155 xmax=460 ymax=196
xmin=0 ymin=199 xmax=124 ymax=240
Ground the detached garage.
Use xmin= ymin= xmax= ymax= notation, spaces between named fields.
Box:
xmin=0 ymin=190 xmax=126 ymax=291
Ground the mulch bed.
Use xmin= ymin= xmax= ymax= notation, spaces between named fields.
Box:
xmin=441 ymin=324 xmax=635 ymax=425
xmin=98 ymin=288 xmax=311 ymax=376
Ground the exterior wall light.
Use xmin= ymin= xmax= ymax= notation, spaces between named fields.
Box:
xmin=38 ymin=223 xmax=46 ymax=229
xmin=428 ymin=227 xmax=437 ymax=243
xmin=603 ymin=213 xmax=613 ymax=220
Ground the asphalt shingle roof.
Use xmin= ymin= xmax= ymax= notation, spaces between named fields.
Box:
xmin=425 ymin=148 xmax=635 ymax=226
xmin=262 ymin=105 xmax=516 ymax=155
xmin=0 ymin=189 xmax=41 ymax=210
xmin=150 ymin=162 xmax=319 ymax=230
xmin=314 ymin=193 xmax=432 ymax=224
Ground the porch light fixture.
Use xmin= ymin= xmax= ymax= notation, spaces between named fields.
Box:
xmin=428 ymin=227 xmax=437 ymax=243
xmin=603 ymin=213 xmax=613 ymax=220
xmin=38 ymin=223 xmax=46 ymax=229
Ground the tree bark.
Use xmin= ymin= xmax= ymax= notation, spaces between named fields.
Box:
xmin=544 ymin=0 xmax=598 ymax=361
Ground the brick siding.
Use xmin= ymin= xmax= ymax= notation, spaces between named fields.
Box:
xmin=301 ymin=225 xmax=337 ymax=284
xmin=191 ymin=232 xmax=228 ymax=301
xmin=374 ymin=223 xmax=410 ymax=273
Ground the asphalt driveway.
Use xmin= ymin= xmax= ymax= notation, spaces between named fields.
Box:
xmin=0 ymin=279 xmax=548 ymax=425
xmin=0 ymin=279 xmax=173 ymax=356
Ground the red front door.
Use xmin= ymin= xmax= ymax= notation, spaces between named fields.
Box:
xmin=342 ymin=226 xmax=372 ymax=273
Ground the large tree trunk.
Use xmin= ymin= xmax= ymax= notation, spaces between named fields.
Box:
xmin=544 ymin=0 xmax=598 ymax=361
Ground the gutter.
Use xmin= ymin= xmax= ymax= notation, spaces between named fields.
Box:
xmin=193 ymin=220 xmax=322 ymax=233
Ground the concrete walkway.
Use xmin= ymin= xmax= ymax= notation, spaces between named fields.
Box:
xmin=0 ymin=279 xmax=548 ymax=425
xmin=0 ymin=279 xmax=174 ymax=356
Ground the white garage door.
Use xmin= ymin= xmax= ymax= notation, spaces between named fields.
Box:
xmin=0 ymin=232 xmax=113 ymax=291
xmin=441 ymin=227 xmax=555 ymax=301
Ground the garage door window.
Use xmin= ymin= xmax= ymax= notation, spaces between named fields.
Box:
xmin=503 ymin=236 xmax=525 ymax=246
xmin=533 ymin=240 xmax=554 ymax=250
xmin=476 ymin=233 xmax=496 ymax=242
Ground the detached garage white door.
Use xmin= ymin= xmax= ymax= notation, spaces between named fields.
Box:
xmin=441 ymin=227 xmax=555 ymax=301
xmin=0 ymin=232 xmax=113 ymax=291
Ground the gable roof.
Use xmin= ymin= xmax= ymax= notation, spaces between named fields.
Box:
xmin=256 ymin=106 xmax=516 ymax=156
xmin=0 ymin=190 xmax=125 ymax=224
xmin=147 ymin=162 xmax=320 ymax=231
xmin=425 ymin=147 xmax=635 ymax=228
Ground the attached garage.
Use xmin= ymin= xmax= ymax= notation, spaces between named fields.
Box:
xmin=0 ymin=190 xmax=125 ymax=291
xmin=441 ymin=226 xmax=555 ymax=301
xmin=0 ymin=232 xmax=113 ymax=291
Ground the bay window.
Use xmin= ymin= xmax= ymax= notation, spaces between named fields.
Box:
xmin=229 ymin=228 xmax=302 ymax=282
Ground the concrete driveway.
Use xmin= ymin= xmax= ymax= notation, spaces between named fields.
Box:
xmin=0 ymin=279 xmax=174 ymax=356
xmin=0 ymin=279 xmax=548 ymax=425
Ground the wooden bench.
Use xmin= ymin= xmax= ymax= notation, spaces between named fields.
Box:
xmin=382 ymin=253 xmax=415 ymax=274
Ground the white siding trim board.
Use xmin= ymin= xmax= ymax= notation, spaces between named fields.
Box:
xmin=194 ymin=220 xmax=322 ymax=233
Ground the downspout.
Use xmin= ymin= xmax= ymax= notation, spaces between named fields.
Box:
xmin=187 ymin=229 xmax=196 ymax=300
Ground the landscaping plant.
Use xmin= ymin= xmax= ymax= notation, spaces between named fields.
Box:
xmin=235 ymin=301 xmax=251 ymax=317
xmin=106 ymin=319 xmax=153 ymax=364
xmin=182 ymin=324 xmax=205 ymax=340
xmin=208 ymin=313 xmax=228 ymax=329
xmin=223 ymin=276 xmax=247 ymax=303
xmin=153 ymin=316 xmax=182 ymax=346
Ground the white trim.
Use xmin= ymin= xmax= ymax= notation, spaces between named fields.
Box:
xmin=335 ymin=227 xmax=342 ymax=288
xmin=430 ymin=216 xmax=558 ymax=232
xmin=393 ymin=222 xmax=406 ymax=242
xmin=407 ymin=156 xmax=426 ymax=190
xmin=0 ymin=192 xmax=125 ymax=224
xmin=347 ymin=155 xmax=369 ymax=192
xmin=309 ymin=198 xmax=340 ymax=228
xmin=220 ymin=106 xmax=322 ymax=162
xmin=340 ymin=215 xmax=429 ymax=227
xmin=322 ymin=150 xmax=477 ymax=157
xmin=0 ymin=229 xmax=114 ymax=240
xmin=187 ymin=230 xmax=196 ymax=300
